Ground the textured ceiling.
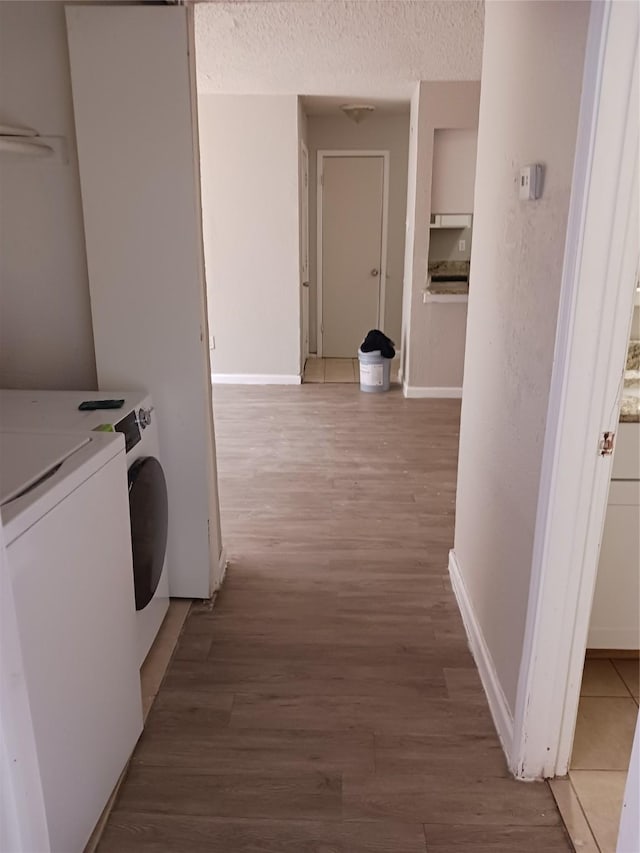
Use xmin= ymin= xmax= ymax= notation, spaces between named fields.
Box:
xmin=195 ymin=1 xmax=484 ymax=98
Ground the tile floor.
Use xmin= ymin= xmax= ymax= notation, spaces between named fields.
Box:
xmin=303 ymin=356 xmax=358 ymax=383
xmin=140 ymin=600 xmax=192 ymax=721
xmin=303 ymin=356 xmax=400 ymax=384
xmin=553 ymin=656 xmax=639 ymax=853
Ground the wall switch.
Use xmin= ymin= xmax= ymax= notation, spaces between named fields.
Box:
xmin=519 ymin=163 xmax=544 ymax=200
xmin=458 ymin=239 xmax=466 ymax=252
xmin=209 ymin=336 xmax=215 ymax=350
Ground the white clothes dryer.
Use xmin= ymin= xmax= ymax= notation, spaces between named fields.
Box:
xmin=0 ymin=429 xmax=143 ymax=853
xmin=0 ymin=389 xmax=170 ymax=665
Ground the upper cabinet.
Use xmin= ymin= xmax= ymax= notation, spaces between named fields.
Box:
xmin=430 ymin=213 xmax=473 ymax=229
xmin=431 ymin=128 xmax=478 ymax=215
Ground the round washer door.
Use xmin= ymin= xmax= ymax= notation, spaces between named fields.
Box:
xmin=128 ymin=456 xmax=168 ymax=611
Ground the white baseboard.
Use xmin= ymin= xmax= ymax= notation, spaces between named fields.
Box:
xmin=448 ymin=549 xmax=514 ymax=757
xmin=587 ymin=628 xmax=640 ymax=650
xmin=214 ymin=547 xmax=228 ymax=591
xmin=212 ymin=373 xmax=301 ymax=385
xmin=403 ymin=385 xmax=462 ymax=399
xmin=309 ymin=350 xmax=402 ymax=361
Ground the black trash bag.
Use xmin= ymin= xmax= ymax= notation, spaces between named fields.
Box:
xmin=360 ymin=329 xmax=396 ymax=359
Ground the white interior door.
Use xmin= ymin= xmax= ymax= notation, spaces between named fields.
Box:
xmin=320 ymin=155 xmax=385 ymax=358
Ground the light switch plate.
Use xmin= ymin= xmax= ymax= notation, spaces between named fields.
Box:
xmin=519 ymin=164 xmax=544 ymax=200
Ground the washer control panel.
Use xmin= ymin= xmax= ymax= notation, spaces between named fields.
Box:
xmin=115 ymin=410 xmax=141 ymax=453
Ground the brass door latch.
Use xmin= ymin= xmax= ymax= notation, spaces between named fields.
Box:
xmin=599 ymin=431 xmax=615 ymax=456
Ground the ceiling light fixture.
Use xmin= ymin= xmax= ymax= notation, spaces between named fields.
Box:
xmin=340 ymin=104 xmax=376 ymax=124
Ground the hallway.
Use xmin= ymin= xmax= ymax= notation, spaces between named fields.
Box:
xmin=98 ymin=385 xmax=572 ymax=852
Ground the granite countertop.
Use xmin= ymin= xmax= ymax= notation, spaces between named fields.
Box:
xmin=620 ymin=340 xmax=639 ymax=423
xmin=426 ymin=260 xmax=470 ymax=296
xmin=427 ymin=280 xmax=470 ymax=296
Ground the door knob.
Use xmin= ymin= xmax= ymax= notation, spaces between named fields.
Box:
xmin=370 ymin=269 xmax=379 ymax=277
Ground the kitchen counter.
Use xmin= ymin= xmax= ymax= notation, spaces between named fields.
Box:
xmin=427 ymin=280 xmax=469 ymax=296
xmin=620 ymin=340 xmax=639 ymax=423
xmin=427 ymin=260 xmax=470 ymax=296
xmin=428 ymin=260 xmax=470 ymax=277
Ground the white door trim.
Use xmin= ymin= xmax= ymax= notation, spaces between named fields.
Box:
xmin=511 ymin=0 xmax=639 ymax=780
xmin=316 ymin=150 xmax=390 ymax=358
xmin=301 ymin=139 xmax=310 ymax=364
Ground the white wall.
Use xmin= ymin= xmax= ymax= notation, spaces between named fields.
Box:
xmin=421 ymin=302 xmax=468 ymax=390
xmin=199 ymin=95 xmax=301 ymax=378
xmin=307 ymin=113 xmax=410 ymax=350
xmin=401 ymin=82 xmax=481 ymax=390
xmin=431 ymin=129 xmax=478 ymax=214
xmin=453 ymin=0 xmax=591 ymax=712
xmin=0 ymin=2 xmax=96 ymax=390
xmin=429 ymin=226 xmax=473 ymax=263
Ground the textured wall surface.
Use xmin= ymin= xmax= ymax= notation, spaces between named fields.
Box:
xmin=0 ymin=2 xmax=97 ymax=390
xmin=453 ymin=0 xmax=590 ymax=713
xmin=195 ymin=1 xmax=484 ymax=97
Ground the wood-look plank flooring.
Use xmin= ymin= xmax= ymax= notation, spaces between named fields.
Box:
xmin=99 ymin=385 xmax=573 ymax=853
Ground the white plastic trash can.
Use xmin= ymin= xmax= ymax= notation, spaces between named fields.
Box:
xmin=358 ymin=348 xmax=391 ymax=393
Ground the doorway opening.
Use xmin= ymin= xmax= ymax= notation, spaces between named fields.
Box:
xmin=563 ymin=295 xmax=639 ymax=851
xmin=198 ymin=92 xmax=409 ymax=386
xmin=300 ymin=97 xmax=409 ymax=385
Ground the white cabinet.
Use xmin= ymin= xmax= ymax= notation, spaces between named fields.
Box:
xmin=613 ymin=422 xmax=640 ymax=479
xmin=588 ymin=481 xmax=640 ymax=649
xmin=430 ymin=213 xmax=473 ymax=229
xmin=588 ymin=423 xmax=640 ymax=650
xmin=421 ymin=299 xmax=469 ymax=390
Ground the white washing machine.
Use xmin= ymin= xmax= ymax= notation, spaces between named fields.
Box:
xmin=1 ymin=429 xmax=143 ymax=853
xmin=0 ymin=389 xmax=170 ymax=665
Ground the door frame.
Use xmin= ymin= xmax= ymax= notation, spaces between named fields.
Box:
xmin=316 ymin=150 xmax=390 ymax=358
xmin=300 ymin=139 xmax=310 ymax=365
xmin=510 ymin=0 xmax=639 ymax=780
